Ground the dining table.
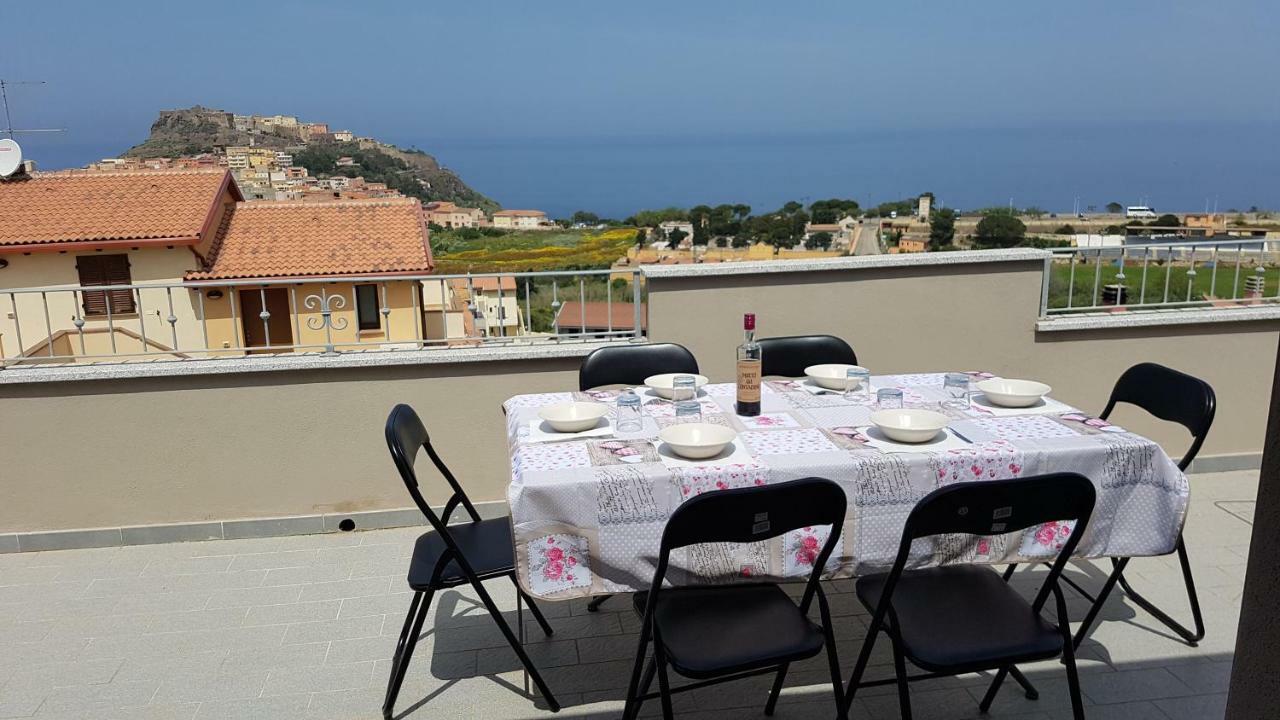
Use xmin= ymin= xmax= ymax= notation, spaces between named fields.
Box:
xmin=504 ymin=371 xmax=1190 ymax=601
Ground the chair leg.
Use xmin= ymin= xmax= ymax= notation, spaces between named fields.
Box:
xmin=1007 ymin=666 xmax=1039 ymax=700
xmin=888 ymin=628 xmax=913 ymax=720
xmin=1055 ymin=587 xmax=1086 ymax=720
xmin=586 ymin=594 xmax=612 ymax=612
xmin=978 ymin=667 xmax=1009 ymax=713
xmin=1114 ymin=536 xmax=1206 ymax=645
xmin=1002 ymin=563 xmax=1018 ymax=581
xmin=653 ymin=634 xmax=675 ymax=720
xmin=469 ymin=577 xmax=561 ymax=712
xmin=816 ymin=589 xmax=846 ymax=719
xmin=510 ymin=575 xmax=555 ymax=637
xmin=763 ymin=662 xmax=789 ymax=716
xmin=841 ymin=619 xmax=882 ymax=718
xmin=621 ymin=619 xmax=653 ymax=720
xmin=1072 ymin=556 xmax=1129 ymax=649
xmin=383 ymin=589 xmax=432 ymax=720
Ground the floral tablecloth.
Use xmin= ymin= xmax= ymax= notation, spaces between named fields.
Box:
xmin=505 ymin=373 xmax=1190 ymax=600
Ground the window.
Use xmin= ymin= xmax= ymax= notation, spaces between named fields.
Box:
xmin=355 ymin=284 xmax=381 ymax=330
xmin=76 ymin=254 xmax=135 ymax=315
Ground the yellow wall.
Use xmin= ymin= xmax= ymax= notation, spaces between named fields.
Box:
xmin=0 ymin=247 xmax=206 ymax=361
xmin=201 ymin=279 xmax=423 ymax=353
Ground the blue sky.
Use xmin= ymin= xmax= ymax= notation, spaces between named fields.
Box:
xmin=4 ymin=1 xmax=1278 ymax=212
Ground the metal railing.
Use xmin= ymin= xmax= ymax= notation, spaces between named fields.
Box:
xmin=1040 ymin=237 xmax=1279 ymax=317
xmin=0 ymin=269 xmax=645 ymax=368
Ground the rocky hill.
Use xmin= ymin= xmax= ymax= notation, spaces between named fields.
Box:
xmin=122 ymin=106 xmax=498 ymax=211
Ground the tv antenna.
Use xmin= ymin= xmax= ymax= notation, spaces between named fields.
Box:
xmin=1 ymin=80 xmax=65 ymax=139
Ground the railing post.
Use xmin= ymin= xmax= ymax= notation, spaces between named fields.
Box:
xmin=632 ymin=271 xmax=643 ymax=339
xmin=1038 ymin=256 xmax=1051 ymax=318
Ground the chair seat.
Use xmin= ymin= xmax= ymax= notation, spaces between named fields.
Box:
xmin=407 ymin=517 xmax=515 ymax=590
xmin=632 ymin=584 xmax=825 ymax=679
xmin=856 ymin=565 xmax=1063 ymax=672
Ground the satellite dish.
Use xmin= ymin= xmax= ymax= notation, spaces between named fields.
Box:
xmin=0 ymin=138 xmax=22 ymax=178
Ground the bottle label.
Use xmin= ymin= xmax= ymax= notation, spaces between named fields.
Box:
xmin=737 ymin=359 xmax=762 ymax=402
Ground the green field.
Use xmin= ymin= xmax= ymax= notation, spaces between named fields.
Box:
xmin=430 ymin=228 xmax=638 ymax=274
xmin=1046 ymin=258 xmax=1280 ymax=310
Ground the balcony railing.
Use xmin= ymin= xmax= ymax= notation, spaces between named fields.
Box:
xmin=0 ymin=268 xmax=645 ymax=368
xmin=1040 ymin=237 xmax=1280 ymax=316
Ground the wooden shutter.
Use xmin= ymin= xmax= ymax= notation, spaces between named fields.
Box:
xmin=76 ymin=255 xmax=135 ymax=316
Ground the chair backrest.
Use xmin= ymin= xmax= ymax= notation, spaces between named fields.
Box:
xmin=643 ymin=478 xmax=847 ymax=617
xmin=885 ymin=473 xmax=1096 ymax=614
xmin=578 ymin=342 xmax=699 ymax=390
xmin=385 ymin=403 xmax=481 ymax=536
xmin=758 ymin=335 xmax=857 ymax=378
xmin=1100 ymin=362 xmax=1216 ymax=471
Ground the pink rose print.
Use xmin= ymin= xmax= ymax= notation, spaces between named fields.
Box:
xmin=529 ymin=534 xmax=592 ymax=595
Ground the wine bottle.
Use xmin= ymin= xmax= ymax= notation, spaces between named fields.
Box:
xmin=736 ymin=312 xmax=762 ymax=416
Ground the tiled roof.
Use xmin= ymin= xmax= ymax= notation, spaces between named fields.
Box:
xmin=449 ymin=276 xmax=517 ymax=292
xmin=555 ymin=301 xmax=647 ymax=331
xmin=187 ymin=198 xmax=433 ymax=281
xmin=0 ymin=170 xmax=233 ymax=247
xmin=493 ymin=209 xmax=546 ymax=217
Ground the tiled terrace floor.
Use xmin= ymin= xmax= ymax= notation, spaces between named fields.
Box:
xmin=0 ymin=470 xmax=1255 ymax=719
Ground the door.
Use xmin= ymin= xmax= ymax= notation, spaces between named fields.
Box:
xmin=239 ymin=288 xmax=293 ymax=353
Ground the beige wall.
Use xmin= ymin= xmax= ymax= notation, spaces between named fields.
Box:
xmin=0 ymin=358 xmax=580 ymax=532
xmin=0 ymin=247 xmax=206 ymax=361
xmin=1 ymin=256 xmax=1276 ymax=534
xmin=646 ymin=260 xmax=1278 ymax=460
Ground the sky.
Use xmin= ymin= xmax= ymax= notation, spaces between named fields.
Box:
xmin=4 ymin=1 xmax=1279 ymax=214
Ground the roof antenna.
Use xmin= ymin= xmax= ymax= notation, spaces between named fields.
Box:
xmin=0 ymin=80 xmax=66 ymax=178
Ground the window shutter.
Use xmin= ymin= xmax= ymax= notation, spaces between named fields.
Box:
xmin=103 ymin=255 xmax=136 ymax=314
xmin=76 ymin=254 xmax=135 ymax=315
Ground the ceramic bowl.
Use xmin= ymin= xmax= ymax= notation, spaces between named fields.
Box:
xmin=805 ymin=364 xmax=868 ymax=390
xmin=869 ymin=408 xmax=949 ymax=444
xmin=976 ymin=378 xmax=1052 ymax=408
xmin=658 ymin=423 xmax=737 ymax=459
xmin=644 ymin=373 xmax=710 ymax=400
xmin=538 ymin=402 xmax=609 ymax=433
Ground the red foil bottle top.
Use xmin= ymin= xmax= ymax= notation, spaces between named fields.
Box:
xmin=743 ymin=313 xmax=756 ymax=330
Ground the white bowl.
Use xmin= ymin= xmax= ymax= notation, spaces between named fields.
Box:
xmin=805 ymin=364 xmax=868 ymax=390
xmin=644 ymin=373 xmax=710 ymax=400
xmin=976 ymin=378 xmax=1052 ymax=408
xmin=869 ymin=408 xmax=949 ymax=444
xmin=658 ymin=423 xmax=737 ymax=459
xmin=538 ymin=402 xmax=609 ymax=433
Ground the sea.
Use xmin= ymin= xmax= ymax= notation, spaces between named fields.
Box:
xmin=28 ymin=122 xmax=1279 ymax=219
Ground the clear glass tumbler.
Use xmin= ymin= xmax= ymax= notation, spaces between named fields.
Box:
xmin=673 ymin=375 xmax=697 ymax=402
xmin=674 ymin=400 xmax=702 ymax=422
xmin=844 ymin=367 xmax=872 ymax=402
xmin=876 ymin=388 xmax=904 ymax=410
xmin=616 ymin=391 xmax=644 ymax=433
xmin=942 ymin=372 xmax=972 ymax=410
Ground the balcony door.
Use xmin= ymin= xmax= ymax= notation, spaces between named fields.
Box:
xmin=239 ymin=289 xmax=293 ymax=353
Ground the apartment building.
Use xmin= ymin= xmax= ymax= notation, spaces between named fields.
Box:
xmin=492 ymin=209 xmax=550 ymax=229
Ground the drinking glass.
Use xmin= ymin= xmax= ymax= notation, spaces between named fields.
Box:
xmin=674 ymin=400 xmax=702 ymax=422
xmin=673 ymin=375 xmax=697 ymax=402
xmin=876 ymin=388 xmax=904 ymax=410
xmin=616 ymin=391 xmax=644 ymax=433
xmin=942 ymin=372 xmax=972 ymax=410
xmin=844 ymin=367 xmax=872 ymax=402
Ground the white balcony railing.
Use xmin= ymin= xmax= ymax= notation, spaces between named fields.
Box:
xmin=1040 ymin=237 xmax=1279 ymax=317
xmin=0 ymin=269 xmax=644 ymax=368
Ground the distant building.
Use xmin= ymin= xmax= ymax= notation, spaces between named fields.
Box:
xmin=555 ymin=301 xmax=646 ymax=335
xmin=424 ymin=201 xmax=485 ymax=228
xmin=447 ymin=276 xmax=523 ymax=337
xmin=492 ymin=209 xmax=549 ymax=230
xmin=335 ymin=156 xmax=357 ymax=167
xmin=896 ymin=237 xmax=928 ymax=253
xmin=658 ymin=221 xmax=694 ymax=243
xmin=918 ymin=195 xmax=932 ymax=221
xmin=333 ymin=130 xmax=355 ymax=142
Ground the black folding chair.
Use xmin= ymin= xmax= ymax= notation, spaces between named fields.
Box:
xmin=622 ymin=478 xmax=848 ymax=720
xmin=842 ymin=473 xmax=1096 ymax=720
xmin=757 ymin=335 xmax=858 ymax=378
xmin=382 ymin=404 xmax=559 ymax=718
xmin=578 ymin=342 xmax=699 ymax=391
xmin=579 ymin=342 xmax=700 ymax=612
xmin=1064 ymin=362 xmax=1215 ymax=648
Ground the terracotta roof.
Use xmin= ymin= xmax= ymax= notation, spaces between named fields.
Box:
xmin=449 ymin=276 xmax=517 ymax=292
xmin=493 ymin=209 xmax=546 ymax=217
xmin=187 ymin=198 xmax=433 ymax=281
xmin=0 ymin=170 xmax=235 ymax=248
xmin=555 ymin=301 xmax=647 ymax=331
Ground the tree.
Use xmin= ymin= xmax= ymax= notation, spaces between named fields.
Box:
xmin=667 ymin=228 xmax=689 ymax=246
xmin=733 ymin=204 xmax=751 ymax=220
xmin=689 ymin=205 xmax=713 ymax=246
xmin=928 ymin=208 xmax=956 ymax=249
xmin=1153 ymin=213 xmax=1181 ymax=228
xmin=634 ymin=228 xmax=647 ymax=248
xmin=809 ymin=198 xmax=861 ymax=224
xmin=572 ymin=210 xmax=600 ymax=225
xmin=808 ymin=232 xmax=833 ymax=250
xmin=973 ymin=214 xmax=1026 ymax=248
xmin=1106 ymin=202 xmax=1123 ymax=214
xmin=1054 ymin=223 xmax=1077 ymax=235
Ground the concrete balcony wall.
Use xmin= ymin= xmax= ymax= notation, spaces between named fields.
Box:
xmin=1 ymin=250 xmax=1277 ymax=538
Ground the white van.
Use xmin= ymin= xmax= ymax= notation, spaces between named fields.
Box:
xmin=1126 ymin=206 xmax=1158 ymax=219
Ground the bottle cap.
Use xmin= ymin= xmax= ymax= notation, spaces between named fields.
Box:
xmin=743 ymin=313 xmax=756 ymax=330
